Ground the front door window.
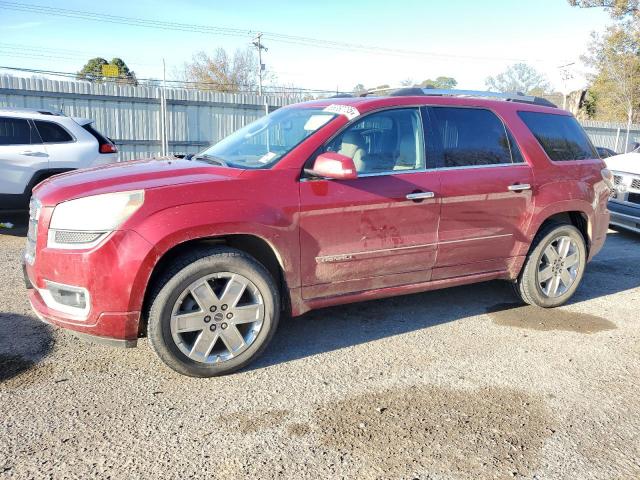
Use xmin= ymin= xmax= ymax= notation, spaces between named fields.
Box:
xmin=325 ymin=108 xmax=425 ymax=175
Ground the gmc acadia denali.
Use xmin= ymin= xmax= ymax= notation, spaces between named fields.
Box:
xmin=24 ymin=89 xmax=611 ymax=377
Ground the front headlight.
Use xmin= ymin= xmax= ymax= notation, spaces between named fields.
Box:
xmin=48 ymin=190 xmax=144 ymax=249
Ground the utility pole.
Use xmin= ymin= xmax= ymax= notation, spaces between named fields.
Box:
xmin=252 ymin=33 xmax=267 ymax=96
xmin=558 ymin=62 xmax=575 ymax=111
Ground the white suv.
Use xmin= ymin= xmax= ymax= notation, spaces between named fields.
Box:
xmin=0 ymin=108 xmax=118 ymax=211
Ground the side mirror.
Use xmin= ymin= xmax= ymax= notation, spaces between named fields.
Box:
xmin=306 ymin=152 xmax=358 ymax=180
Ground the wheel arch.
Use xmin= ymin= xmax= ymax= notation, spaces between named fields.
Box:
xmin=539 ymin=211 xmax=590 ymax=252
xmin=527 ymin=201 xmax=593 ymax=253
xmin=139 ymin=233 xmax=289 ymax=336
xmin=26 ymin=169 xmax=75 ymax=194
xmin=511 ymin=204 xmax=592 ymax=280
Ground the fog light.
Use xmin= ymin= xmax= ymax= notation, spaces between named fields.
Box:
xmin=43 ymin=280 xmax=90 ymax=316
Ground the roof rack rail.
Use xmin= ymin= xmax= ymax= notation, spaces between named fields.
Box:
xmin=359 ymin=87 xmax=557 ymax=108
xmin=416 ymin=89 xmax=557 ymax=108
xmin=359 ymin=86 xmax=400 ymax=97
xmin=0 ymin=106 xmax=65 ymax=116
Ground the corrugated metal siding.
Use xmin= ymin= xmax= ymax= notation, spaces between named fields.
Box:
xmin=0 ymin=74 xmax=297 ymax=160
xmin=581 ymin=120 xmax=640 ymax=152
xmin=3 ymin=74 xmax=639 ymax=158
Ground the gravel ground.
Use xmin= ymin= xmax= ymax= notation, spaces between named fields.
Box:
xmin=1 ymin=221 xmax=639 ymax=479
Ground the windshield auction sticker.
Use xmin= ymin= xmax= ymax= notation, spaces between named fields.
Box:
xmin=323 ymin=104 xmax=360 ymax=120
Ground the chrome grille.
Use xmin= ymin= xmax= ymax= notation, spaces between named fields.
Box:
xmin=24 ymin=197 xmax=41 ymax=265
xmin=609 ymin=172 xmax=640 ymax=204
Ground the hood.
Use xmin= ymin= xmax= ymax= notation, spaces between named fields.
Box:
xmin=34 ymin=157 xmax=244 ymax=206
xmin=605 ymin=152 xmax=640 ymax=176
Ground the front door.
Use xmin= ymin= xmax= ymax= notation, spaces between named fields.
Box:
xmin=299 ymin=107 xmax=441 ymax=299
xmin=424 ymin=106 xmax=534 ymax=279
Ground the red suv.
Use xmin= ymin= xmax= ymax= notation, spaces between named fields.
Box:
xmin=24 ymin=89 xmax=611 ymax=377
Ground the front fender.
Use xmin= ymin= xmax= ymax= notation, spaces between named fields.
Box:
xmin=127 ymin=199 xmax=299 ymax=312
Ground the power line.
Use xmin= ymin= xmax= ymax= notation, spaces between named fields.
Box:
xmin=0 ymin=1 xmax=544 ymax=63
xmin=0 ymin=64 xmax=346 ymax=95
xmin=0 ymin=42 xmax=159 ymax=66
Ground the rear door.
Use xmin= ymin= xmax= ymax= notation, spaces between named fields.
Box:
xmin=299 ymin=107 xmax=441 ymax=299
xmin=0 ymin=117 xmax=48 ymax=195
xmin=33 ymin=119 xmax=84 ymax=171
xmin=426 ymin=106 xmax=534 ymax=279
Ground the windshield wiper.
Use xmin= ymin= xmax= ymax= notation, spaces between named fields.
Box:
xmin=192 ymin=154 xmax=229 ymax=167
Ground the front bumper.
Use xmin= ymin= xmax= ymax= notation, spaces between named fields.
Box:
xmin=25 ymin=227 xmax=155 ymax=345
xmin=608 ymin=201 xmax=640 ymax=234
xmin=29 ymin=288 xmax=139 ymax=347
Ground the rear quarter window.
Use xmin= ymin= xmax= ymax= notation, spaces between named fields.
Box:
xmin=82 ymin=123 xmax=110 ymax=145
xmin=518 ymin=111 xmax=596 ymax=161
xmin=34 ymin=120 xmax=74 ymax=143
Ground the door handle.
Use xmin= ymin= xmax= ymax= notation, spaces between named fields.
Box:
xmin=20 ymin=151 xmax=47 ymax=157
xmin=406 ymin=191 xmax=435 ymax=201
xmin=508 ymin=183 xmax=531 ymax=192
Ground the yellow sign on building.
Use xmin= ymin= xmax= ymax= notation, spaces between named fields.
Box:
xmin=101 ymin=64 xmax=119 ymax=78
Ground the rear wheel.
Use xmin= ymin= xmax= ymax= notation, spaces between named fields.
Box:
xmin=148 ymin=247 xmax=279 ymax=377
xmin=513 ymin=223 xmax=587 ymax=308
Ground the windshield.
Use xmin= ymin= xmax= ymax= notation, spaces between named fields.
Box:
xmin=196 ymin=107 xmax=338 ymax=169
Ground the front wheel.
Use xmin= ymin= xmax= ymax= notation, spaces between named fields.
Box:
xmin=148 ymin=247 xmax=280 ymax=377
xmin=513 ymin=223 xmax=587 ymax=308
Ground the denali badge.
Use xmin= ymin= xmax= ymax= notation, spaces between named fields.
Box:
xmin=316 ymin=254 xmax=355 ymax=263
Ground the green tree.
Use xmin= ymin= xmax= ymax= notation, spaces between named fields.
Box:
xmin=77 ymin=57 xmax=108 ymax=82
xmin=583 ymin=23 xmax=640 ymax=133
xmin=485 ymin=63 xmax=550 ymax=94
xmin=183 ymin=48 xmax=259 ymax=93
xmin=77 ymin=57 xmax=137 ymax=85
xmin=109 ymin=58 xmax=137 ymax=85
xmin=419 ymin=76 xmax=458 ymax=89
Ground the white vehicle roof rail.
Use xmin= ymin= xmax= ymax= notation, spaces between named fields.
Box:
xmin=0 ymin=106 xmax=65 ymax=116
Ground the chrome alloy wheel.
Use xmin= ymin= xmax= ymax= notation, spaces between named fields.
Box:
xmin=537 ymin=235 xmax=581 ymax=298
xmin=170 ymin=272 xmax=265 ymax=363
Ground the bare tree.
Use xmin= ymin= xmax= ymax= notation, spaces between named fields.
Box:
xmin=568 ymin=0 xmax=639 ymax=18
xmin=485 ymin=63 xmax=551 ymax=94
xmin=352 ymin=84 xmax=367 ymax=95
xmin=183 ymin=48 xmax=259 ymax=93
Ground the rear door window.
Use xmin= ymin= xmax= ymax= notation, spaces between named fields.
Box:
xmin=426 ymin=107 xmax=518 ymax=168
xmin=34 ymin=120 xmax=74 ymax=143
xmin=518 ymin=111 xmax=596 ymax=161
xmin=0 ymin=117 xmax=40 ymax=145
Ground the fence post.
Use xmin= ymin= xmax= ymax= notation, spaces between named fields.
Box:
xmin=158 ymin=87 xmax=168 ymax=157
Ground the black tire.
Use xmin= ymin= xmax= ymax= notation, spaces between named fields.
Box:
xmin=147 ymin=247 xmax=280 ymax=377
xmin=513 ymin=222 xmax=587 ymax=308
